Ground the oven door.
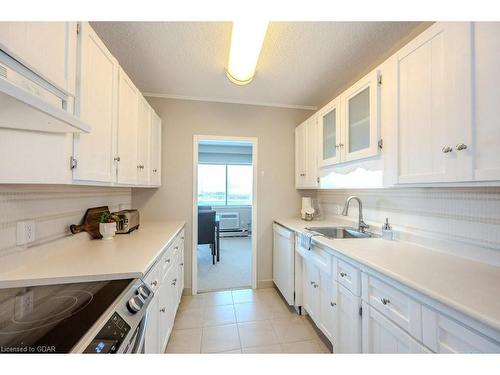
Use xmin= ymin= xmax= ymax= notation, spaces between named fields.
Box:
xmin=122 ymin=311 xmax=148 ymax=354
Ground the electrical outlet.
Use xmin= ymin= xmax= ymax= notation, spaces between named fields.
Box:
xmin=16 ymin=220 xmax=36 ymax=246
xmin=15 ymin=289 xmax=34 ymax=320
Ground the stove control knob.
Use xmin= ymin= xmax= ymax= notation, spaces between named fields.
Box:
xmin=127 ymin=296 xmax=144 ymax=314
xmin=137 ymin=285 xmax=151 ymax=299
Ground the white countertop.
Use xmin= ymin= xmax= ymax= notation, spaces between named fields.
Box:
xmin=0 ymin=220 xmax=185 ymax=288
xmin=275 ymin=217 xmax=500 ymax=332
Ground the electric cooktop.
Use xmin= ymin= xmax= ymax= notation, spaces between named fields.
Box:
xmin=0 ymin=279 xmax=133 ymax=353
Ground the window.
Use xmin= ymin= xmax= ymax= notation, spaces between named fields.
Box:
xmin=198 ymin=164 xmax=253 ymax=206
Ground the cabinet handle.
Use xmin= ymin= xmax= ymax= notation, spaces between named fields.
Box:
xmin=316 ymin=177 xmax=320 ymax=184
xmin=160 ymin=307 xmax=166 ymax=313
xmin=153 ymin=169 xmax=157 ymax=172
xmin=456 ymin=143 xmax=468 ymax=151
xmin=339 ymin=143 xmax=344 ymax=148
xmin=165 ymin=258 xmax=170 ymax=264
xmin=151 ymin=280 xmax=158 ymax=287
xmin=171 ymin=279 xmax=177 ymax=286
xmin=300 ymin=173 xmax=306 ymax=177
xmin=310 ymin=281 xmax=315 ymax=285
xmin=313 ymin=284 xmax=319 ymax=288
xmin=180 ymin=263 xmax=184 ymax=266
xmin=114 ymin=156 xmax=121 ymax=162
xmin=442 ymin=146 xmax=453 ymax=153
xmin=381 ymin=298 xmax=391 ymax=305
xmin=174 ymin=246 xmax=179 ymax=250
xmin=340 ymin=272 xmax=348 ymax=278
xmin=330 ymin=301 xmax=336 ymax=307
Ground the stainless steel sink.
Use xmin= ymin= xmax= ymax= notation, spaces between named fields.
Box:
xmin=306 ymin=226 xmax=377 ymax=239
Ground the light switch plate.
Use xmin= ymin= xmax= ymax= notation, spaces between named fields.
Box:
xmin=17 ymin=220 xmax=36 ymax=246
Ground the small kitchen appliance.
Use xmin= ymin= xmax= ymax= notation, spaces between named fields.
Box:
xmin=113 ymin=209 xmax=140 ymax=234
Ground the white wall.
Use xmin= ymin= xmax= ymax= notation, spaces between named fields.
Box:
xmin=132 ymin=98 xmax=312 ymax=289
xmin=0 ymin=185 xmax=131 ymax=257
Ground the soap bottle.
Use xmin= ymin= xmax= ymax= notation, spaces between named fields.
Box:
xmin=382 ymin=218 xmax=394 ymax=240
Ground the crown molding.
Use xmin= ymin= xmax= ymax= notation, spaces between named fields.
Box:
xmin=142 ymin=92 xmax=317 ymax=111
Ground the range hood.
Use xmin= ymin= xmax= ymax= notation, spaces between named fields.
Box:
xmin=0 ymin=58 xmax=90 ymax=134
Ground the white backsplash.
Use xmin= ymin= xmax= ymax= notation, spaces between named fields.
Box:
xmin=312 ymin=187 xmax=500 ymax=266
xmin=0 ymin=185 xmax=131 ymax=256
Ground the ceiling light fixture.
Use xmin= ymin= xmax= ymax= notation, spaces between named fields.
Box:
xmin=226 ymin=20 xmax=269 ymax=86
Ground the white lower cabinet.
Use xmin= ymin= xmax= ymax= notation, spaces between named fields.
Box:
xmin=143 ymin=229 xmax=185 ymax=353
xmin=302 ymin=257 xmax=320 ymax=322
xmin=318 ymin=271 xmax=336 ymax=343
xmin=336 ymin=283 xmax=362 ymax=353
xmin=362 ymin=302 xmax=429 ymax=353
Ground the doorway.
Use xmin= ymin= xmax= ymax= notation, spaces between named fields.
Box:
xmin=192 ymin=135 xmax=258 ymax=294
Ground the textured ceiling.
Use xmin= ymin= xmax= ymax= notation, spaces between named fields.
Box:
xmin=91 ymin=21 xmax=429 ymax=109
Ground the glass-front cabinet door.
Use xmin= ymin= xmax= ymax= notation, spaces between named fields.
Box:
xmin=318 ymin=97 xmax=341 ymax=167
xmin=342 ymin=70 xmax=380 ymax=162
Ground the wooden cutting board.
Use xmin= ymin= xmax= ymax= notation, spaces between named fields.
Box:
xmin=70 ymin=206 xmax=109 ymax=239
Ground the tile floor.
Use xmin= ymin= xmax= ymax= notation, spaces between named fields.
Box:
xmin=165 ymin=288 xmax=331 ymax=354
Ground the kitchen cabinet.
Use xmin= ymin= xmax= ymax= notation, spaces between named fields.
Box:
xmin=317 ymin=70 xmax=380 ymax=169
xmin=0 ymin=22 xmax=77 ymax=95
xmin=472 ymin=22 xmax=500 ymax=182
xmin=302 ymin=258 xmax=321 ymax=321
xmin=150 ymin=110 xmax=162 ymax=186
xmin=295 ymin=115 xmax=319 ymax=189
xmin=318 ymin=97 xmax=341 ymax=166
xmin=422 ymin=306 xmax=500 ymax=353
xmin=137 ymin=96 xmax=152 ymax=185
xmin=73 ymin=22 xmax=118 ymax=183
xmin=397 ymin=22 xmax=473 ymax=184
xmin=362 ymin=302 xmax=429 ymax=353
xmin=336 ymin=283 xmax=362 ymax=353
xmin=116 ymin=67 xmax=139 ymax=185
xmin=318 ymin=270 xmax=336 ymax=343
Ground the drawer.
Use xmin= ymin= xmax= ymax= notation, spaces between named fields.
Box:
xmin=336 ymin=258 xmax=361 ymax=296
xmin=144 ymin=260 xmax=161 ymax=292
xmin=162 ymin=239 xmax=180 ymax=273
xmin=362 ymin=273 xmax=422 ymax=340
xmin=422 ymin=306 xmax=500 ymax=353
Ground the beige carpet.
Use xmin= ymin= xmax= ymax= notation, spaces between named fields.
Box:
xmin=197 ymin=237 xmax=252 ymax=292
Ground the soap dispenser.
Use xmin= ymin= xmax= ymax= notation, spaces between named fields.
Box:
xmin=382 ymin=218 xmax=394 ymax=240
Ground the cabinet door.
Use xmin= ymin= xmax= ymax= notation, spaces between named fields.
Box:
xmin=304 ymin=117 xmax=319 ymax=187
xmin=0 ymin=22 xmax=76 ymax=94
xmin=144 ymin=294 xmax=160 ymax=353
xmin=137 ymin=96 xmax=151 ymax=185
xmin=472 ymin=22 xmax=500 ymax=181
xmin=73 ymin=22 xmax=118 ymax=183
xmin=116 ymin=68 xmax=139 ymax=185
xmin=177 ymin=246 xmax=185 ymax=303
xmin=150 ymin=110 xmax=162 ymax=186
xmin=318 ymin=270 xmax=336 ymax=343
xmin=295 ymin=122 xmax=307 ymax=188
xmin=302 ymin=259 xmax=320 ymax=321
xmin=362 ymin=302 xmax=428 ymax=353
xmin=158 ymin=263 xmax=177 ymax=352
xmin=336 ymin=283 xmax=362 ymax=353
xmin=422 ymin=307 xmax=500 ymax=353
xmin=318 ymin=98 xmax=341 ymax=167
xmin=397 ymin=22 xmax=472 ymax=184
xmin=273 ymin=224 xmax=295 ymax=305
xmin=342 ymin=70 xmax=380 ymax=162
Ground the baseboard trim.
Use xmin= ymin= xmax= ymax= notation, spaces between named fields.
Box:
xmin=257 ymin=279 xmax=274 ymax=289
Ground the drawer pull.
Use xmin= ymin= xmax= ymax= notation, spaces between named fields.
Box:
xmin=174 ymin=246 xmax=179 ymax=250
xmin=160 ymin=307 xmax=166 ymax=313
xmin=180 ymin=263 xmax=184 ymax=266
xmin=165 ymin=258 xmax=171 ymax=263
xmin=313 ymin=284 xmax=319 ymax=288
xmin=151 ymin=280 xmax=158 ymax=287
xmin=381 ymin=298 xmax=391 ymax=305
xmin=330 ymin=302 xmax=336 ymax=307
xmin=171 ymin=278 xmax=177 ymax=286
xmin=310 ymin=281 xmax=315 ymax=285
xmin=340 ymin=272 xmax=348 ymax=278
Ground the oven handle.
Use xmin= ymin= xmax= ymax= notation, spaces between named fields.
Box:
xmin=131 ymin=310 xmax=148 ymax=354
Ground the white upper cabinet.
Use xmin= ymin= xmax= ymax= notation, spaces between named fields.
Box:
xmin=316 ymin=70 xmax=381 ymax=169
xmin=472 ymin=22 xmax=500 ymax=182
xmin=116 ymin=68 xmax=139 ymax=185
xmin=150 ymin=110 xmax=162 ymax=186
xmin=397 ymin=22 xmax=473 ymax=184
xmin=318 ymin=97 xmax=341 ymax=166
xmin=137 ymin=96 xmax=152 ymax=185
xmin=73 ymin=23 xmax=118 ymax=183
xmin=295 ymin=115 xmax=319 ymax=189
xmin=342 ymin=70 xmax=380 ymax=162
xmin=0 ymin=22 xmax=76 ymax=95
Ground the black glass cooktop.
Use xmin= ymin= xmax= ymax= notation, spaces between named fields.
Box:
xmin=0 ymin=279 xmax=132 ymax=354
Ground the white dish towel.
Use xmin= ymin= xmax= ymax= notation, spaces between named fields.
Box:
xmin=299 ymin=231 xmax=320 ymax=251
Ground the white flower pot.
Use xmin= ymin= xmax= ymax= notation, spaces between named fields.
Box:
xmin=99 ymin=222 xmax=117 ymax=240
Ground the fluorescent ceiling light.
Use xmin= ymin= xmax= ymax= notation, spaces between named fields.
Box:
xmin=226 ymin=20 xmax=269 ymax=85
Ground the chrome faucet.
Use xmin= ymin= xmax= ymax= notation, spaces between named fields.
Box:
xmin=342 ymin=196 xmax=369 ymax=233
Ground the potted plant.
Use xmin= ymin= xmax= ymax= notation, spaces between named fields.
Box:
xmin=99 ymin=212 xmax=120 ymax=240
